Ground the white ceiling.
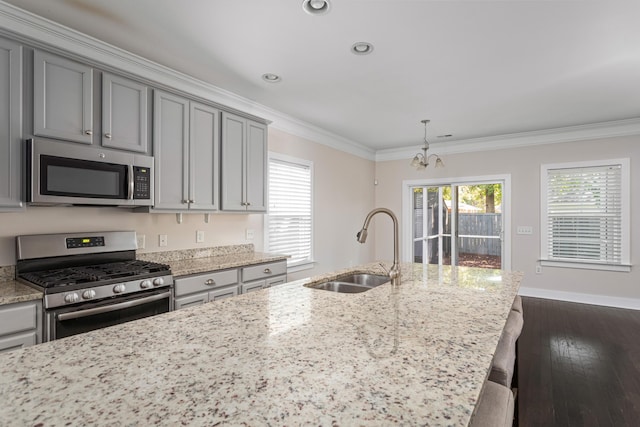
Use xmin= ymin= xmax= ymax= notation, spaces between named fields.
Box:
xmin=4 ymin=0 xmax=640 ymax=152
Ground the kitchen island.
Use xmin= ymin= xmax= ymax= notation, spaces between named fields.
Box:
xmin=0 ymin=263 xmax=522 ymax=426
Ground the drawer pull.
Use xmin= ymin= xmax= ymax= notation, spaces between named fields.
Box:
xmin=264 ymin=268 xmax=272 ymax=274
xmin=205 ymin=279 xmax=216 ymax=286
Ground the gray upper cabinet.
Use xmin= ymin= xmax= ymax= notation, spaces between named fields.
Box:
xmin=189 ymin=102 xmax=220 ymax=211
xmin=0 ymin=37 xmax=23 ymax=212
xmin=221 ymin=112 xmax=267 ymax=212
xmin=102 ymin=72 xmax=148 ymax=153
xmin=153 ymin=90 xmax=219 ymax=212
xmin=33 ymin=50 xmax=93 ymax=144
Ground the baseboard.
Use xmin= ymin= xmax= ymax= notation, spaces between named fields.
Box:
xmin=518 ymin=287 xmax=640 ymax=311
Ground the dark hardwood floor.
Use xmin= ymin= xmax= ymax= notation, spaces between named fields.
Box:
xmin=518 ymin=297 xmax=640 ymax=426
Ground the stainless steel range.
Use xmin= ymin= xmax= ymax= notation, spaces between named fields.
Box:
xmin=16 ymin=231 xmax=173 ymax=342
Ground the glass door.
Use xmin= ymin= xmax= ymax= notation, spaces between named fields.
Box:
xmin=411 ymin=182 xmax=503 ymax=269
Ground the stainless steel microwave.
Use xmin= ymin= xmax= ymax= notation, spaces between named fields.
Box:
xmin=26 ymin=138 xmax=154 ymax=207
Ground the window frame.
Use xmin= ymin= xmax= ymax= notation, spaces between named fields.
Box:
xmin=265 ymin=152 xmax=314 ymax=273
xmin=540 ymin=158 xmax=631 ymax=272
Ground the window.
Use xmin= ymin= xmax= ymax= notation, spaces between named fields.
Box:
xmin=541 ymin=159 xmax=630 ymax=272
xmin=266 ymin=153 xmax=313 ymax=269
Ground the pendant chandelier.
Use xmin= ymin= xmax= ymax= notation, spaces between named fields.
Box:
xmin=410 ymin=119 xmax=444 ymax=170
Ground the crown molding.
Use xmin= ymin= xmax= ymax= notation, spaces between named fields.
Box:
xmin=0 ymin=1 xmax=374 ymax=159
xmin=376 ymin=118 xmax=640 ymax=162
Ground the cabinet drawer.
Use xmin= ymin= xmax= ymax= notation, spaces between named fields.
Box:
xmin=0 ymin=301 xmax=38 ymax=336
xmin=0 ymin=331 xmax=37 ymax=354
xmin=241 ymin=280 xmax=265 ymax=294
xmin=242 ymin=261 xmax=287 ymax=282
xmin=174 ymin=269 xmax=238 ymax=297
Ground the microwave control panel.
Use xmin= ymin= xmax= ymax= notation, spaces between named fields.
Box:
xmin=133 ymin=166 xmax=151 ymax=199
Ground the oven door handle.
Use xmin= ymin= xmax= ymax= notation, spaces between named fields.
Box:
xmin=57 ymin=292 xmax=170 ymax=322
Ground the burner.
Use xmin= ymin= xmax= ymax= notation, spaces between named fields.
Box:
xmin=20 ymin=260 xmax=171 ymax=289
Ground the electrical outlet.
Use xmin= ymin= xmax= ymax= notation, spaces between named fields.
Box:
xmin=246 ymin=229 xmax=254 ymax=240
xmin=196 ymin=230 xmax=205 ymax=243
xmin=159 ymin=234 xmax=168 ymax=247
xmin=535 ymin=265 xmax=542 ymax=274
xmin=136 ymin=234 xmax=146 ymax=250
xmin=516 ymin=226 xmax=533 ymax=235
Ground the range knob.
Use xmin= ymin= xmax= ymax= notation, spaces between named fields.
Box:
xmin=152 ymin=277 xmax=165 ymax=287
xmin=82 ymin=290 xmax=96 ymax=300
xmin=64 ymin=293 xmax=79 ymax=304
xmin=113 ymin=284 xmax=126 ymax=294
xmin=140 ymin=279 xmax=152 ymax=289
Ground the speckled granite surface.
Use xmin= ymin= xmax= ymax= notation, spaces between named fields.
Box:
xmin=0 ymin=265 xmax=14 ymax=282
xmin=0 ymin=262 xmax=522 ymax=426
xmin=0 ymin=280 xmax=42 ymax=305
xmin=138 ymin=245 xmax=288 ymax=277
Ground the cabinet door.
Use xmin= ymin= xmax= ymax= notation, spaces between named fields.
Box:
xmin=33 ymin=50 xmax=93 ymax=144
xmin=153 ymin=90 xmax=189 ymax=210
xmin=220 ymin=112 xmax=246 ymax=211
xmin=246 ymin=120 xmax=268 ymax=212
xmin=189 ymin=102 xmax=219 ymax=211
xmin=209 ymin=285 xmax=239 ymax=301
xmin=102 ymin=73 xmax=148 ymax=153
xmin=0 ymin=332 xmax=37 ymax=354
xmin=241 ymin=280 xmax=265 ymax=294
xmin=0 ymin=38 xmax=23 ymax=211
xmin=265 ymin=276 xmax=287 ymax=288
xmin=174 ymin=292 xmax=209 ymax=310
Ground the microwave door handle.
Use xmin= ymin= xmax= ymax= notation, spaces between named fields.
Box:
xmin=128 ymin=165 xmax=134 ymax=200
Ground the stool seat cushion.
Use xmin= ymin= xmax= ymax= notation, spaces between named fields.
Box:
xmin=470 ymin=381 xmax=514 ymax=427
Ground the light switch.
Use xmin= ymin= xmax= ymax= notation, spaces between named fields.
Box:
xmin=136 ymin=234 xmax=146 ymax=249
xmin=246 ymin=229 xmax=254 ymax=240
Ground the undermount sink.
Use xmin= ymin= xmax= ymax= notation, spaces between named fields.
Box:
xmin=305 ymin=273 xmax=390 ymax=293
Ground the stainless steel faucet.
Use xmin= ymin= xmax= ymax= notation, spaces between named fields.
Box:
xmin=356 ymin=208 xmax=400 ymax=286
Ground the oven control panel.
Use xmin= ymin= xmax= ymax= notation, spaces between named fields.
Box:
xmin=66 ymin=236 xmax=105 ymax=249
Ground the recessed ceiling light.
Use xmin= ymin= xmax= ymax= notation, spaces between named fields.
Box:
xmin=302 ymin=0 xmax=331 ymax=15
xmin=262 ymin=73 xmax=281 ymax=83
xmin=351 ymin=42 xmax=374 ymax=55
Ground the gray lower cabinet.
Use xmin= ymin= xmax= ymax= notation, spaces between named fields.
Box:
xmin=174 ymin=268 xmax=239 ymax=310
xmin=153 ymin=90 xmax=219 ymax=211
xmin=102 ymin=72 xmax=149 ymax=153
xmin=0 ymin=300 xmax=42 ymax=354
xmin=0 ymin=37 xmax=23 ymax=212
xmin=240 ymin=260 xmax=287 ymax=292
xmin=220 ymin=112 xmax=267 ymax=212
xmin=33 ymin=50 xmax=93 ymax=144
xmin=174 ymin=261 xmax=287 ymax=310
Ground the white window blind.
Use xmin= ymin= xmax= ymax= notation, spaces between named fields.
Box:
xmin=541 ymin=159 xmax=630 ymax=271
xmin=267 ymin=155 xmax=312 ymax=267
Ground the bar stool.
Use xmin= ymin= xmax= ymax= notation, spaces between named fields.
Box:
xmin=489 ymin=309 xmax=524 ymax=387
xmin=511 ymin=295 xmax=523 ymax=314
xmin=470 ymin=380 xmax=515 ymax=427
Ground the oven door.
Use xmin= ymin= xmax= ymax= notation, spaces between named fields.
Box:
xmin=45 ymin=288 xmax=171 ymax=341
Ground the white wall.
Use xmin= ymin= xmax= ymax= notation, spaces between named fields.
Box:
xmin=268 ymin=128 xmax=376 ymax=281
xmin=374 ymin=136 xmax=640 ymax=307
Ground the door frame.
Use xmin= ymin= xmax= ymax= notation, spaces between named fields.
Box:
xmin=401 ymin=174 xmax=512 ymax=270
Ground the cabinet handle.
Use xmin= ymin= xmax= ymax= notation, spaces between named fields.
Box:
xmin=104 ymin=133 xmax=112 ymax=139
xmin=182 ymin=199 xmax=189 ymax=204
xmin=85 ymin=130 xmax=93 ymax=136
xmin=190 ymin=199 xmax=195 ymax=204
xmin=205 ymin=279 xmax=216 ymax=286
xmin=246 ymin=202 xmax=251 ymax=206
xmin=263 ymin=268 xmax=272 ymax=274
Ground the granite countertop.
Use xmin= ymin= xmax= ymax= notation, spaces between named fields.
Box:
xmin=0 ymin=262 xmax=522 ymax=426
xmin=164 ymin=251 xmax=288 ymax=277
xmin=0 ymin=280 xmax=42 ymax=305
